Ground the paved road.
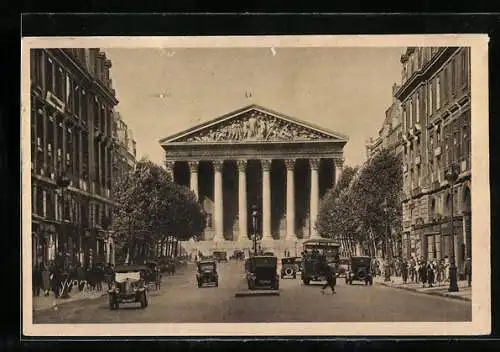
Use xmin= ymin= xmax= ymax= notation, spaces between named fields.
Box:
xmin=33 ymin=261 xmax=471 ymax=323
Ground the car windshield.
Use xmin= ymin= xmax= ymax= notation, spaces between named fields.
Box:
xmin=115 ymin=271 xmax=141 ymax=283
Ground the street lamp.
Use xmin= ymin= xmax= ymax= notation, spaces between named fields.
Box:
xmin=445 ymin=162 xmax=460 ymax=292
xmin=56 ymin=173 xmax=71 ymax=299
xmin=382 ymin=198 xmax=392 ymax=282
xmin=251 ymin=205 xmax=259 ymax=255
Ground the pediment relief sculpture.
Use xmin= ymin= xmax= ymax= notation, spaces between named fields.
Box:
xmin=180 ymin=111 xmax=332 ymax=143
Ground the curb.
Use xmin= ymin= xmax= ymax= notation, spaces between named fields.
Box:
xmin=375 ymin=282 xmax=471 ymax=302
xmin=235 ymin=290 xmax=280 ymax=297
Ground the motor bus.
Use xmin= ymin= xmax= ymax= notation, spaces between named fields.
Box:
xmin=301 ymin=238 xmax=341 ymax=285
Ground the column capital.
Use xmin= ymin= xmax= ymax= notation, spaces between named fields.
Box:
xmin=261 ymin=159 xmax=272 ymax=171
xmin=285 ymin=159 xmax=296 ymax=170
xmin=334 ymin=156 xmax=345 ymax=167
xmin=188 ymin=160 xmax=199 ymax=173
xmin=213 ymin=160 xmax=224 ymax=172
xmin=237 ymin=159 xmax=247 ymax=172
xmin=309 ymin=158 xmax=321 ymax=170
xmin=165 ymin=160 xmax=175 ymax=169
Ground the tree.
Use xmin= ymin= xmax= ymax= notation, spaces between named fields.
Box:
xmin=349 ymin=148 xmax=403 ymax=258
xmin=111 ymin=158 xmax=206 ymax=263
xmin=316 ymin=166 xmax=359 ymax=255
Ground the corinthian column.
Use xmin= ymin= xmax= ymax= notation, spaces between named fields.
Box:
xmin=261 ymin=159 xmax=273 ymax=240
xmin=237 ymin=160 xmax=248 ymax=242
xmin=309 ymin=158 xmax=321 ymax=239
xmin=213 ymin=160 xmax=224 ymax=242
xmin=188 ymin=161 xmax=199 ymax=200
xmin=334 ymin=156 xmax=344 ymax=186
xmin=285 ymin=159 xmax=296 ymax=240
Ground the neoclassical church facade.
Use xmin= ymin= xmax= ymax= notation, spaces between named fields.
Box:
xmin=160 ymin=105 xmax=348 ymax=255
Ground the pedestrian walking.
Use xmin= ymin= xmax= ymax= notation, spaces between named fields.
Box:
xmin=32 ymin=264 xmax=42 ymax=296
xmin=464 ymin=257 xmax=472 ymax=287
xmin=41 ymin=263 xmax=51 ymax=296
xmin=320 ymin=257 xmax=337 ymax=294
xmin=418 ymin=260 xmax=428 ymax=288
xmin=427 ymin=261 xmax=435 ymax=288
xmin=401 ymin=260 xmax=408 ymax=284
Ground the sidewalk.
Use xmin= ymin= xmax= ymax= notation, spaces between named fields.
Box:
xmin=32 ymin=290 xmax=107 ymax=312
xmin=373 ymin=276 xmax=472 ymax=302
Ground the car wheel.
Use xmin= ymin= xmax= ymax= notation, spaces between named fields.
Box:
xmin=215 ymin=280 xmax=219 ymax=287
xmin=303 ymin=278 xmax=310 ymax=285
xmin=115 ymin=301 xmax=119 ymax=309
xmin=109 ymin=299 xmax=115 ymax=310
xmin=197 ymin=281 xmax=202 ymax=288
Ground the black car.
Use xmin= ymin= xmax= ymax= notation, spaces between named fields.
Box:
xmin=213 ymin=251 xmax=228 ymax=263
xmin=196 ymin=259 xmax=218 ymax=287
xmin=345 ymin=256 xmax=373 ymax=285
xmin=108 ymin=265 xmax=149 ymax=310
xmin=246 ymin=255 xmax=279 ymax=290
xmin=280 ymin=257 xmax=297 ymax=279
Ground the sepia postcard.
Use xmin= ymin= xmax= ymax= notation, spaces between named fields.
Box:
xmin=21 ymin=34 xmax=490 ymax=337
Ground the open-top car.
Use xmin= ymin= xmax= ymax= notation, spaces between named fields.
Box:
xmin=280 ymin=257 xmax=297 ymax=279
xmin=196 ymin=259 xmax=219 ymax=287
xmin=108 ymin=264 xmax=149 ymax=310
xmin=346 ymin=256 xmax=373 ymax=285
xmin=213 ymin=251 xmax=228 ymax=263
xmin=246 ymin=255 xmax=279 ymax=290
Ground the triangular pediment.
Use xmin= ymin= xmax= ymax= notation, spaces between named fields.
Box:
xmin=160 ymin=105 xmax=349 ymax=144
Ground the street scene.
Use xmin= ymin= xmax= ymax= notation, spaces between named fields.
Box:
xmin=33 ymin=259 xmax=471 ymax=323
xmin=28 ymin=43 xmax=473 ymax=325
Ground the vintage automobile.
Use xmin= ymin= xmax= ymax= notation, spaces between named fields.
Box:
xmin=280 ymin=257 xmax=297 ymax=279
xmin=337 ymin=257 xmax=350 ymax=278
xmin=108 ymin=264 xmax=149 ymax=310
xmin=301 ymin=239 xmax=340 ymax=285
xmin=345 ymin=256 xmax=373 ymax=285
xmin=213 ymin=251 xmax=228 ymax=263
xmin=246 ymin=255 xmax=279 ymax=290
xmin=196 ymin=259 xmax=219 ymax=287
xmin=230 ymin=250 xmax=245 ymax=261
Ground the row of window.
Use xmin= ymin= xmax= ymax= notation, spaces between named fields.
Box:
xmin=32 ymin=184 xmax=110 ymax=228
xmin=31 ymin=50 xmax=115 ymax=138
xmin=401 ymin=47 xmax=442 ymax=82
xmin=31 ymin=103 xmax=114 ymax=191
xmin=403 ymin=112 xmax=470 ymax=190
xmin=402 ymin=48 xmax=470 ymax=132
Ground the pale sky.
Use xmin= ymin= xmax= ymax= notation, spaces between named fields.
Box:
xmin=104 ymin=47 xmax=404 ymax=168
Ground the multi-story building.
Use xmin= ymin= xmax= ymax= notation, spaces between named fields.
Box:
xmin=366 ymin=83 xmax=404 ymax=160
xmin=112 ymin=111 xmax=137 ymax=181
xmin=394 ymin=47 xmax=471 ymax=277
xmin=30 ymin=48 xmax=119 ymax=268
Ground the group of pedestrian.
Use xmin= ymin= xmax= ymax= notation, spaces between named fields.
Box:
xmin=32 ymin=259 xmax=116 ymax=299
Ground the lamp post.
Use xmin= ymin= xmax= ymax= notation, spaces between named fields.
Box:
xmin=295 ymin=240 xmax=298 ymax=257
xmin=251 ymin=205 xmax=259 ymax=255
xmin=56 ymin=173 xmax=71 ymax=299
xmin=445 ymin=162 xmax=460 ymax=292
xmin=382 ymin=199 xmax=392 ymax=282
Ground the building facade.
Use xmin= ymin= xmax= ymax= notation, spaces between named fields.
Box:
xmin=160 ymin=105 xmax=348 ymax=255
xmin=30 ymin=48 xmax=119 ymax=268
xmin=394 ymin=47 xmax=471 ymax=277
xmin=366 ymin=83 xmax=403 ymax=160
xmin=112 ymin=111 xmax=137 ymax=180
